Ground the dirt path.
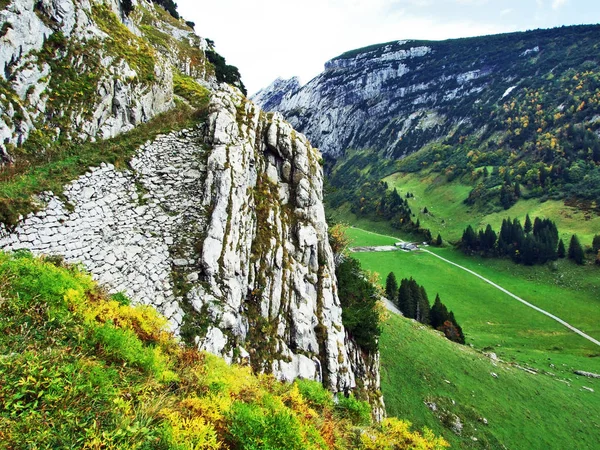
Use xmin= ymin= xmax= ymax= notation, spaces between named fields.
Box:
xmin=420 ymin=248 xmax=600 ymax=347
xmin=350 ymin=227 xmax=600 ymax=347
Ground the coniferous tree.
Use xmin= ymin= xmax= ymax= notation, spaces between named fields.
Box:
xmin=462 ymin=225 xmax=478 ymax=252
xmin=483 ymin=224 xmax=497 ymax=254
xmin=524 ymin=214 xmax=533 ymax=234
xmin=596 ymin=250 xmax=600 ymax=266
xmin=397 ymin=278 xmax=411 ymax=316
xmin=436 ymin=234 xmax=443 ymax=246
xmin=592 ymin=235 xmax=600 ymax=254
xmin=568 ymin=234 xmax=585 ymax=265
xmin=406 ymin=278 xmax=420 ymax=320
xmin=557 ymin=238 xmax=566 ymax=258
xmin=416 ymin=286 xmax=431 ymax=325
xmin=385 ymin=272 xmax=398 ymax=301
xmin=430 ymin=294 xmax=449 ymax=329
xmin=521 ymin=235 xmax=537 ymax=266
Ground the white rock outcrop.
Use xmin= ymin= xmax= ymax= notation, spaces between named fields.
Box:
xmin=0 ymin=87 xmax=383 ymax=409
xmin=251 ymin=38 xmax=536 ymax=159
xmin=0 ymin=0 xmax=213 ymax=161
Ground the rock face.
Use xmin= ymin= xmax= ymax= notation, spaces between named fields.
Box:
xmin=251 ymin=76 xmax=301 ymax=114
xmin=0 ymin=0 xmax=213 ymax=161
xmin=0 ymin=0 xmax=383 ymax=417
xmin=0 ymin=86 xmax=383 ymax=414
xmin=253 ymin=26 xmax=600 ymax=159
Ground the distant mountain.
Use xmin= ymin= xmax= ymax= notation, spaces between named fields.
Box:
xmin=255 ymin=25 xmax=600 ymax=202
xmin=252 ymin=76 xmax=301 ymax=112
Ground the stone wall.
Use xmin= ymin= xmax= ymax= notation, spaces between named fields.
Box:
xmin=0 ymin=88 xmax=382 ymax=402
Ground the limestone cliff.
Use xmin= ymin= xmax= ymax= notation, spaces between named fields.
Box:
xmin=0 ymin=0 xmax=213 ymax=162
xmin=0 ymin=0 xmax=384 ymax=414
xmin=253 ymin=26 xmax=600 ymax=162
xmin=0 ymin=86 xmax=382 ymax=414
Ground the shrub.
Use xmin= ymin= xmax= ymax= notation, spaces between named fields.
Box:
xmin=295 ymin=379 xmax=334 ymax=410
xmin=336 ymin=394 xmax=372 ymax=426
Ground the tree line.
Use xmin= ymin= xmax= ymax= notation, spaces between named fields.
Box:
xmin=385 ymin=273 xmax=465 ymax=344
xmin=461 ymin=214 xmax=593 ymax=266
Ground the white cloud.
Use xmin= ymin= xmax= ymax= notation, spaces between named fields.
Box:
xmin=501 ymin=8 xmax=513 ymax=16
xmin=552 ymin=0 xmax=568 ymax=9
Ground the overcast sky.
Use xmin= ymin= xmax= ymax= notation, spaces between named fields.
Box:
xmin=176 ymin=0 xmax=600 ymax=95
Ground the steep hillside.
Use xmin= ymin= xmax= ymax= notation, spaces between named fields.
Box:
xmin=0 ymin=0 xmax=383 ymax=412
xmin=255 ymin=25 xmax=600 ymax=206
xmin=0 ymin=251 xmax=447 ymax=449
xmin=381 ymin=313 xmax=600 ymax=450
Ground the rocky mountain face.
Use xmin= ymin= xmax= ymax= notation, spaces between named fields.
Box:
xmin=0 ymin=0 xmax=383 ymax=415
xmin=253 ymin=25 xmax=600 ymax=162
xmin=0 ymin=0 xmax=212 ymax=162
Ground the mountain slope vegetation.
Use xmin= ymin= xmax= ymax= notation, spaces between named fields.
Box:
xmin=257 ymin=25 xmax=600 ymax=224
xmin=0 ymin=251 xmax=448 ymax=449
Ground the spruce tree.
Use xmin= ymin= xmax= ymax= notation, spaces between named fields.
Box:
xmin=397 ymin=278 xmax=411 ymax=316
xmin=483 ymin=224 xmax=497 ymax=254
xmin=430 ymin=294 xmax=449 ymax=329
xmin=521 ymin=235 xmax=537 ymax=266
xmin=436 ymin=234 xmax=443 ymax=246
xmin=417 ymin=286 xmax=431 ymax=325
xmin=385 ymin=272 xmax=398 ymax=301
xmin=406 ymin=278 xmax=420 ymax=320
xmin=524 ymin=214 xmax=532 ymax=234
xmin=593 ymin=235 xmax=600 ymax=254
xmin=557 ymin=239 xmax=566 ymax=258
xmin=462 ymin=225 xmax=478 ymax=252
xmin=568 ymin=234 xmax=585 ymax=265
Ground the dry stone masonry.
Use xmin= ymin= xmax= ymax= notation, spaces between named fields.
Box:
xmin=0 ymin=87 xmax=383 ymax=413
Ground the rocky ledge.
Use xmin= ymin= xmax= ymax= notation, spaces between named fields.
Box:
xmin=0 ymin=87 xmax=384 ymax=416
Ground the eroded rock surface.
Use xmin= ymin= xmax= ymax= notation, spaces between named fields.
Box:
xmin=0 ymin=88 xmax=383 ymax=412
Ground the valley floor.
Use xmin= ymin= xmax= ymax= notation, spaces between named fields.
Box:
xmin=339 ymin=221 xmax=600 ymax=449
xmin=350 ymin=230 xmax=600 ymax=348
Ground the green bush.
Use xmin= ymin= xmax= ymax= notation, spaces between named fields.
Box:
xmin=336 ymin=257 xmax=381 ymax=353
xmin=295 ymin=379 xmax=334 ymax=410
xmin=227 ymin=397 xmax=306 ymax=450
xmin=336 ymin=393 xmax=372 ymax=426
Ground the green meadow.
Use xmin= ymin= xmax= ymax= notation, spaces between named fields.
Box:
xmin=383 ymin=170 xmax=600 ymax=245
xmin=343 ymin=225 xmax=600 ymax=448
xmin=380 ymin=313 xmax=600 ymax=449
xmin=348 ymin=226 xmax=600 ymax=372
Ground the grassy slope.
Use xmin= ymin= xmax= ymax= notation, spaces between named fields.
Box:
xmin=348 ymin=227 xmax=600 ymax=370
xmin=383 ymin=171 xmax=600 ymax=245
xmin=380 ymin=313 xmax=600 ymax=450
xmin=343 ymin=224 xmax=600 ymax=448
xmin=0 ymin=251 xmax=447 ymax=449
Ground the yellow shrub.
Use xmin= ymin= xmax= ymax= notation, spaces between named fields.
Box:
xmin=359 ymin=418 xmax=449 ymax=450
xmin=161 ymin=408 xmax=221 ymax=450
